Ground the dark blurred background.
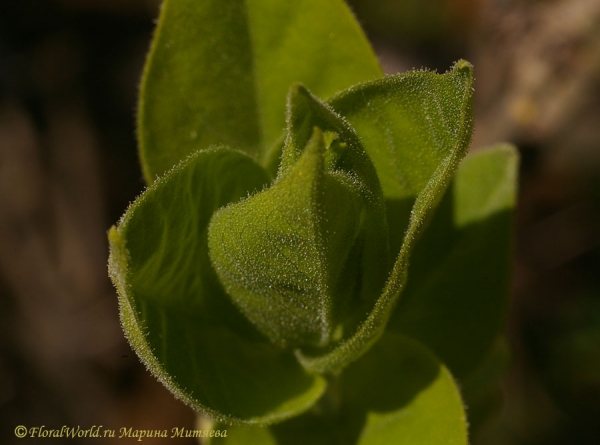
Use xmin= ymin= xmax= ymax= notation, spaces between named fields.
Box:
xmin=1 ymin=0 xmax=599 ymax=444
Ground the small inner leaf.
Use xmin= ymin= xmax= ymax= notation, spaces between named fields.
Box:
xmin=208 ymin=128 xmax=370 ymax=349
xmin=283 ymin=85 xmax=391 ymax=335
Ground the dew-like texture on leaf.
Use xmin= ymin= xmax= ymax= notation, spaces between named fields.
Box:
xmin=108 ymin=148 xmax=326 ymax=424
xmin=210 ymin=334 xmax=468 ymax=445
xmin=138 ymin=0 xmax=382 ymax=183
xmin=208 ymin=127 xmax=387 ymax=349
xmin=389 ymin=145 xmax=518 ymax=379
xmin=296 ymin=62 xmax=475 ymax=373
xmin=329 ymin=61 xmax=474 ymax=202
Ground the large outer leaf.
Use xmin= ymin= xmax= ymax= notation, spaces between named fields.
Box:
xmin=138 ymin=0 xmax=382 ymax=183
xmin=209 ymin=335 xmax=468 ymax=445
xmin=343 ymin=334 xmax=468 ymax=445
xmin=108 ymin=148 xmax=326 ymax=424
xmin=388 ymin=145 xmax=518 ymax=378
xmin=296 ymin=62 xmax=474 ymax=373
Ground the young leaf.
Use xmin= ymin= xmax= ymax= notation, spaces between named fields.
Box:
xmin=329 ymin=60 xmax=474 ymax=202
xmin=282 ymin=84 xmax=390 ymax=334
xmin=108 ymin=148 xmax=326 ymax=424
xmin=209 ymin=334 xmax=468 ymax=445
xmin=388 ymin=145 xmax=518 ymax=378
xmin=208 ymin=127 xmax=386 ymax=349
xmin=138 ymin=0 xmax=383 ymax=183
xmin=330 ymin=60 xmax=475 ymax=254
xmin=296 ymin=62 xmax=475 ymax=373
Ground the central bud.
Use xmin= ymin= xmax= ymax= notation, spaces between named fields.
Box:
xmin=208 ymin=87 xmax=389 ymax=350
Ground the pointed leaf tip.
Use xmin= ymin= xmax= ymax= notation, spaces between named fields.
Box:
xmin=209 ymin=128 xmax=382 ymax=349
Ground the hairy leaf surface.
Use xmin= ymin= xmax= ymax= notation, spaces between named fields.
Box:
xmin=281 ymin=85 xmax=390 ymax=311
xmin=208 ymin=124 xmax=388 ymax=349
xmin=108 ymin=148 xmax=326 ymax=423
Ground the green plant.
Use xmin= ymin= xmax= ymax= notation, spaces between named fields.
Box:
xmin=108 ymin=1 xmax=518 ymax=443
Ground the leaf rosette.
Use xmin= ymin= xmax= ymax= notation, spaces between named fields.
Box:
xmin=108 ymin=0 xmax=518 ymax=441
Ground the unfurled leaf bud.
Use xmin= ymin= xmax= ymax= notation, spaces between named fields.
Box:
xmin=208 ymin=125 xmax=388 ymax=349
